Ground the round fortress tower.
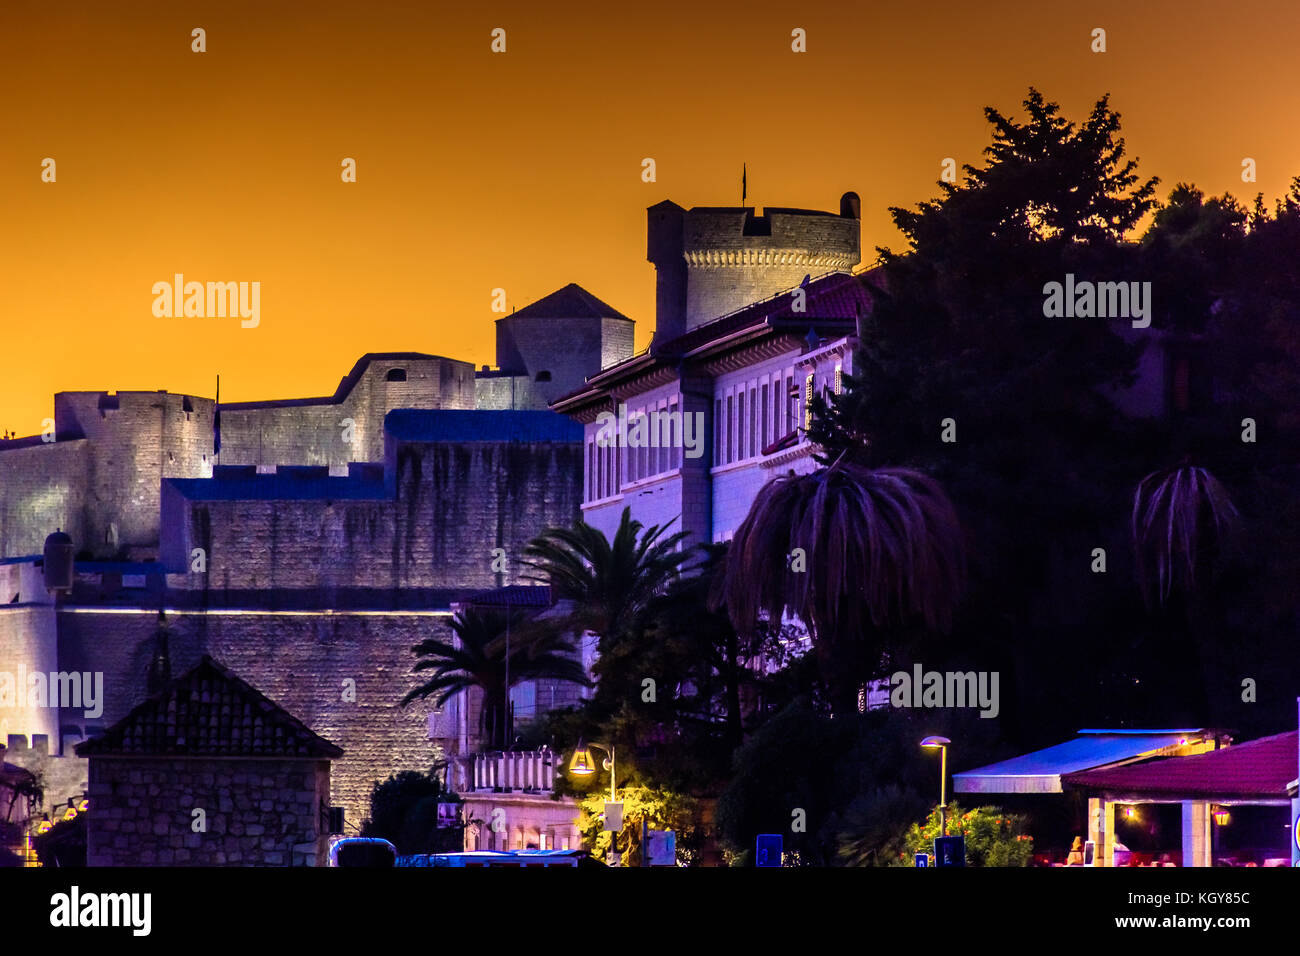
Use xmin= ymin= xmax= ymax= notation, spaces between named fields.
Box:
xmin=648 ymin=193 xmax=861 ymax=344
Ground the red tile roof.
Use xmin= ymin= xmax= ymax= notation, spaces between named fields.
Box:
xmin=1061 ymin=731 xmax=1298 ymax=799
xmin=76 ymin=656 xmax=343 ymax=759
xmin=550 ymin=268 xmax=884 ymax=415
xmin=654 ymin=269 xmax=880 ymax=359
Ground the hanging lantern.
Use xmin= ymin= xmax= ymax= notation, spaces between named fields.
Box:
xmin=568 ymin=742 xmax=596 ymax=776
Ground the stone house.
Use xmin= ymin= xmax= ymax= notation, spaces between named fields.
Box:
xmin=76 ymin=656 xmax=342 ymax=867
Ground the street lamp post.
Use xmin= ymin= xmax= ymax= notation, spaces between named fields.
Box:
xmin=570 ymin=741 xmax=632 ymax=864
xmin=921 ymin=736 xmax=951 ymax=836
xmin=569 ymin=742 xmax=656 ymax=867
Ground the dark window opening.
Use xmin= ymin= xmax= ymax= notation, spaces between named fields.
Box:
xmin=386 ymin=368 xmax=407 ymax=382
xmin=535 ymin=371 xmax=552 ymax=382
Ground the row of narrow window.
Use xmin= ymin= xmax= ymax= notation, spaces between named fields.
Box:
xmin=583 ymin=365 xmax=841 ymax=502
xmin=585 ymin=401 xmax=684 ymax=502
xmin=713 ymin=366 xmax=841 ymax=467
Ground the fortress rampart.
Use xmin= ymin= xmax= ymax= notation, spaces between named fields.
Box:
xmin=648 ymin=194 xmax=862 ymax=344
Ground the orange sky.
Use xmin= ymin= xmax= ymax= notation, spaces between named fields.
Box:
xmin=2 ymin=0 xmax=1298 ymax=433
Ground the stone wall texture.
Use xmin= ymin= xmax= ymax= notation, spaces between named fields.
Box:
xmin=495 ymin=315 xmax=635 ymax=408
xmin=0 ymin=356 xmax=479 ymax=562
xmin=85 ymin=756 xmax=332 ymax=866
xmin=54 ymin=608 xmax=451 ymax=830
xmin=0 ymin=391 xmax=214 ymax=561
xmin=218 ymin=355 xmax=477 ymax=469
xmin=35 ymin=435 xmax=585 ymax=828
xmin=681 ymin=208 xmax=860 ymax=328
xmin=0 ymin=598 xmax=61 ymax=745
xmin=163 ymin=439 xmax=583 ymax=592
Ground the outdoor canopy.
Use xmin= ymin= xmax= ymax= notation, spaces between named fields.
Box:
xmin=953 ymin=729 xmax=1215 ymax=795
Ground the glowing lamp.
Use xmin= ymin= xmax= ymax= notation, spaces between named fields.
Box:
xmin=920 ymin=736 xmax=952 ymax=837
xmin=569 ymin=743 xmax=597 ymax=776
xmin=1122 ymin=806 xmax=1136 ymax=819
xmin=1212 ymin=808 xmax=1231 ymax=826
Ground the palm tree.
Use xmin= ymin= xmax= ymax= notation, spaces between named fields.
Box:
xmin=401 ymin=606 xmax=590 ymax=751
xmin=717 ymin=461 xmax=965 ymax=718
xmin=520 ymin=507 xmax=694 ymax=651
xmin=1131 ymin=462 xmax=1238 ymax=607
xmin=1130 ymin=462 xmax=1239 ymax=722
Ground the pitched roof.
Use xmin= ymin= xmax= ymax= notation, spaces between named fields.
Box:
xmin=507 ymin=283 xmax=632 ymax=322
xmin=1061 ymin=731 xmax=1298 ymax=799
xmin=549 ymin=269 xmax=881 ymax=416
xmin=76 ymin=656 xmax=343 ymax=759
xmin=654 ymin=269 xmax=878 ymax=359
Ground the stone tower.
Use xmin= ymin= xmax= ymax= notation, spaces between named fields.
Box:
xmin=647 ymin=193 xmax=862 ymax=347
xmin=485 ymin=284 xmax=634 ymax=409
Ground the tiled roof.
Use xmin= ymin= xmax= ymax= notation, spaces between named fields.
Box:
xmin=550 ymin=269 xmax=882 ymax=415
xmin=76 ymin=657 xmax=343 ymax=759
xmin=654 ymin=268 xmax=880 ymax=359
xmin=1061 ymin=731 xmax=1298 ymax=798
xmin=508 ymin=283 xmax=632 ymax=322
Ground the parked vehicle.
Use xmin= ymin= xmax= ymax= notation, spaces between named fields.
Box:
xmin=328 ymin=837 xmax=397 ymax=868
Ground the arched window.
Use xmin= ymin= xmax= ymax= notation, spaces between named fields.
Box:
xmin=386 ymin=368 xmax=407 ymax=382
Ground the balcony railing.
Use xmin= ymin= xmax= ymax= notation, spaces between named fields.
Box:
xmin=453 ymin=750 xmax=556 ymax=794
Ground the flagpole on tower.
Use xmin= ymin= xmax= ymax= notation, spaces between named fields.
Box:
xmin=742 ymin=163 xmax=747 ymax=208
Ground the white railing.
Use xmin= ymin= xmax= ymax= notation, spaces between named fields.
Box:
xmin=454 ymin=750 xmax=555 ymax=793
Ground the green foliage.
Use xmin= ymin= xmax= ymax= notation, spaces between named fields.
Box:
xmin=834 ymin=785 xmax=931 ymax=867
xmin=713 ymin=699 xmax=853 ymax=865
xmin=714 ymin=698 xmax=1005 ymax=866
xmin=885 ymin=802 xmax=1033 ymax=868
xmin=360 ymin=768 xmax=463 ymax=854
xmin=718 ymin=463 xmax=965 ymax=717
xmin=402 ymin=605 xmax=589 ymax=750
xmin=575 ymin=784 xmax=703 ymax=866
xmin=806 ymin=86 xmax=1300 ymax=736
xmin=522 ymin=506 xmax=694 ymax=650
xmin=539 ymin=539 xmax=780 ymax=800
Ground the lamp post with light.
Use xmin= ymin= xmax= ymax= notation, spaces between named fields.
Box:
xmin=568 ymin=740 xmax=616 ymax=804
xmin=570 ymin=741 xmax=643 ymax=865
xmin=921 ymin=736 xmax=951 ymax=836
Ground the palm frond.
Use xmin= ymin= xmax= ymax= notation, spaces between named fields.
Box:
xmin=720 ymin=462 xmax=965 ymax=644
xmin=1132 ymin=464 xmax=1238 ymax=606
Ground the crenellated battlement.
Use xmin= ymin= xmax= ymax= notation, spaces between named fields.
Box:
xmin=649 ymin=195 xmax=862 ymax=343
